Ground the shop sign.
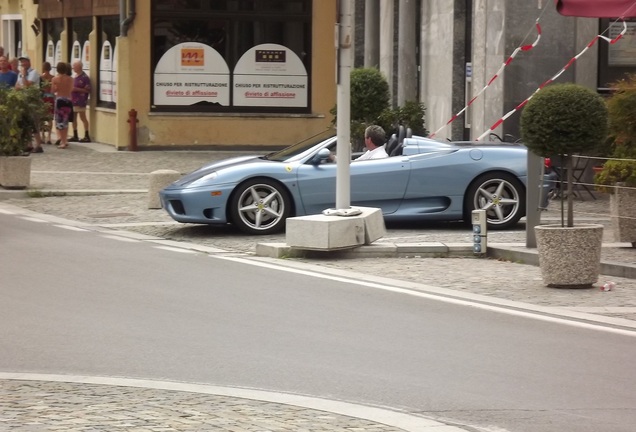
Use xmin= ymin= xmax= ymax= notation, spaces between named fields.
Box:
xmin=233 ymin=44 xmax=308 ymax=108
xmin=153 ymin=42 xmax=230 ymax=106
xmin=99 ymin=41 xmax=114 ymax=102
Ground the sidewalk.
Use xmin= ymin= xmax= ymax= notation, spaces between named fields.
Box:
xmin=0 ymin=374 xmax=452 ymax=432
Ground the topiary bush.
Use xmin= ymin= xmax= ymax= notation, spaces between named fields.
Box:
xmin=350 ymin=67 xmax=391 ymax=125
xmin=331 ymin=67 xmax=391 ymax=150
xmin=331 ymin=67 xmax=427 ymax=150
xmin=521 ymin=83 xmax=608 ymax=227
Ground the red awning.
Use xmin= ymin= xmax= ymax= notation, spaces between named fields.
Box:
xmin=555 ymin=0 xmax=636 ymax=18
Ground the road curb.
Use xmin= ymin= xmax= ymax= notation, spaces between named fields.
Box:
xmin=256 ymin=241 xmax=636 ymax=279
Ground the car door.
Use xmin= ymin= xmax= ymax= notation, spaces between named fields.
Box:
xmin=296 ymin=156 xmax=411 ymax=215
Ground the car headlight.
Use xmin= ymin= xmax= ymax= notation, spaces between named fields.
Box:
xmin=187 ymin=171 xmax=218 ymax=187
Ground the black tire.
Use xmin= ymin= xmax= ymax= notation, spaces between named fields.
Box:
xmin=229 ymin=178 xmax=291 ymax=235
xmin=465 ymin=172 xmax=525 ymax=230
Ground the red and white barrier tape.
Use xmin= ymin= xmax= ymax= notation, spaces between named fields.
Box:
xmin=429 ymin=21 xmax=542 ymax=139
xmin=476 ymin=20 xmax=628 ymax=141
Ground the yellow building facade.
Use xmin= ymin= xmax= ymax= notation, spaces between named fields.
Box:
xmin=0 ymin=0 xmax=337 ymax=150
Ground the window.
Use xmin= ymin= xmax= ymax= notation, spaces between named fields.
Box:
xmin=98 ymin=16 xmax=119 ymax=107
xmin=43 ymin=18 xmax=64 ymax=66
xmin=1 ymin=15 xmax=22 ymax=60
xmin=151 ymin=0 xmax=312 ymax=113
xmin=598 ymin=18 xmax=636 ymax=90
xmin=69 ymin=17 xmax=92 ymax=74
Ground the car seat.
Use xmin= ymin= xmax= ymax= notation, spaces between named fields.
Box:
xmin=387 ymin=125 xmax=407 ymax=157
xmin=385 ymin=134 xmax=399 ymax=156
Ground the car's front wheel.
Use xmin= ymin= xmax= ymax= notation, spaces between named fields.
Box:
xmin=465 ymin=172 xmax=525 ymax=230
xmin=229 ymin=178 xmax=291 ymax=235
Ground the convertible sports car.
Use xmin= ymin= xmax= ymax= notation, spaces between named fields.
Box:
xmin=160 ymin=131 xmax=550 ymax=235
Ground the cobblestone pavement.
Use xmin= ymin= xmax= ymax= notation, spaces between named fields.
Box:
xmin=0 ymin=380 xmax=408 ymax=432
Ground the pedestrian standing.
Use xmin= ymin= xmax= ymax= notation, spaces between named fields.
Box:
xmin=70 ymin=61 xmax=91 ymax=142
xmin=51 ymin=62 xmax=74 ymax=149
xmin=15 ymin=55 xmax=44 ymax=153
xmin=0 ymin=55 xmax=17 ymax=88
xmin=40 ymin=61 xmax=55 ymax=145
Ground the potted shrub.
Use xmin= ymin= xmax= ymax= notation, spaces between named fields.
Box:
xmin=0 ymin=86 xmax=48 ymax=189
xmin=521 ymin=83 xmax=609 ymax=288
xmin=594 ymin=74 xmax=636 ymax=246
xmin=331 ymin=67 xmax=391 ymax=151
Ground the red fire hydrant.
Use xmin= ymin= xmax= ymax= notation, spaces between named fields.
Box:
xmin=127 ymin=109 xmax=139 ymax=152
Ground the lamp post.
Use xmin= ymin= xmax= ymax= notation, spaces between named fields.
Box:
xmin=327 ymin=0 xmax=361 ymax=216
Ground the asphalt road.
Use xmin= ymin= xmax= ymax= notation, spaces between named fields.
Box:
xmin=2 ymin=213 xmax=635 ymax=432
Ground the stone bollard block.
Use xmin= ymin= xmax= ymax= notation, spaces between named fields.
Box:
xmin=148 ymin=169 xmax=181 ymax=209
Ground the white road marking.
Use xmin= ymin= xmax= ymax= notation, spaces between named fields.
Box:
xmin=53 ymin=225 xmax=89 ymax=232
xmin=154 ymin=246 xmax=197 ymax=254
xmin=212 ymin=255 xmax=636 ymax=338
xmin=20 ymin=217 xmax=47 ymax=223
xmin=99 ymin=235 xmax=139 ymax=242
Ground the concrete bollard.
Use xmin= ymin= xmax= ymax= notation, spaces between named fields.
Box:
xmin=148 ymin=169 xmax=181 ymax=209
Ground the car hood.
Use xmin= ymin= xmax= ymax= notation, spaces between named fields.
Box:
xmin=169 ymin=155 xmax=262 ymax=187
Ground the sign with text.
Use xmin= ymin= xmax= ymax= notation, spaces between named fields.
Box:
xmin=71 ymin=40 xmax=91 ymax=75
xmin=233 ymin=44 xmax=307 ymax=108
xmin=154 ymin=42 xmax=230 ymax=106
xmin=45 ymin=40 xmax=55 ymax=65
xmin=83 ymin=41 xmax=91 ymax=74
xmin=55 ymin=41 xmax=62 ymax=67
xmin=99 ymin=41 xmax=113 ymax=102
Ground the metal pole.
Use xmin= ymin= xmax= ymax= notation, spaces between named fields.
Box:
xmin=526 ymin=152 xmax=542 ymax=247
xmin=335 ymin=0 xmax=354 ymax=211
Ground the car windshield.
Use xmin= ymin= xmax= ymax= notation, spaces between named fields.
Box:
xmin=264 ymin=133 xmax=335 ymax=162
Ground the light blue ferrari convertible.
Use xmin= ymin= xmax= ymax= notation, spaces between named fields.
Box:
xmin=160 ymin=132 xmax=549 ymax=235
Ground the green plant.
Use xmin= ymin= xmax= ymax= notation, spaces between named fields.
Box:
xmin=594 ymin=74 xmax=636 ymax=193
xmin=594 ymin=159 xmax=636 ymax=192
xmin=26 ymin=189 xmax=45 ymax=198
xmin=377 ymin=100 xmax=428 ymax=137
xmin=331 ymin=67 xmax=391 ymax=150
xmin=606 ymin=73 xmax=636 ymax=158
xmin=0 ymin=86 xmax=49 ymax=156
xmin=331 ymin=67 xmax=427 ymax=150
xmin=521 ymin=83 xmax=608 ymax=227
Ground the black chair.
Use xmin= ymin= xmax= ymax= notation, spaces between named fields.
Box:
xmin=552 ymin=155 xmax=596 ymax=200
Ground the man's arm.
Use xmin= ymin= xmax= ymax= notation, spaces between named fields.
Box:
xmin=74 ymin=76 xmax=91 ymax=93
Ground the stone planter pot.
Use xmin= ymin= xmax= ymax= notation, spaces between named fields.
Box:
xmin=610 ymin=184 xmax=636 ymax=247
xmin=0 ymin=155 xmax=31 ymax=189
xmin=534 ymin=224 xmax=603 ymax=288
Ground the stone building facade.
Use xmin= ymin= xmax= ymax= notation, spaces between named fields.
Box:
xmin=356 ymin=0 xmax=636 ymax=141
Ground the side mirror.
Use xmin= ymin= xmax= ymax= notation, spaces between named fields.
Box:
xmin=311 ymin=148 xmax=332 ymax=164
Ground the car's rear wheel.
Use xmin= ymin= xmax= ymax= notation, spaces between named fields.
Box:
xmin=465 ymin=172 xmax=525 ymax=230
xmin=229 ymin=178 xmax=291 ymax=235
